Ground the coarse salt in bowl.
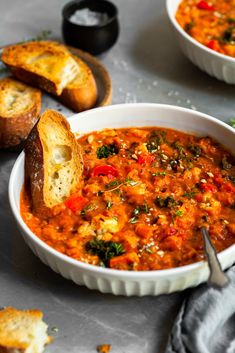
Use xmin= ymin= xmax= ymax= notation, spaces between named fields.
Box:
xmin=166 ymin=0 xmax=235 ymax=84
xmin=9 ymin=104 xmax=235 ymax=296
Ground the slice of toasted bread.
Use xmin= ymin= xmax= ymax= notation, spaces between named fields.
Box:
xmin=2 ymin=41 xmax=79 ymax=95
xmin=59 ymin=55 xmax=97 ymax=112
xmin=0 ymin=307 xmax=51 ymax=353
xmin=0 ymin=77 xmax=41 ymax=150
xmin=25 ymin=109 xmax=83 ymax=216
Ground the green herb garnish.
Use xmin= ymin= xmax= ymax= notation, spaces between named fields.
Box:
xmin=183 ymin=191 xmax=197 ymax=199
xmin=220 ymin=26 xmax=235 ymax=44
xmin=228 ymin=175 xmax=235 ymax=184
xmin=155 ymin=196 xmax=180 ymax=209
xmin=129 ymin=217 xmax=138 ymax=224
xmin=222 ymin=156 xmax=232 ymax=170
xmin=174 ymin=210 xmax=183 ymax=217
xmin=152 ymin=171 xmax=166 ymax=177
xmin=80 ymin=203 xmax=96 ymax=217
xmin=96 ymin=144 xmax=118 ymax=159
xmin=106 ymin=200 xmax=112 ymax=209
xmin=86 ymin=239 xmax=124 ymax=266
xmin=188 ymin=144 xmax=201 ymax=158
xmin=229 ymin=118 xmax=235 ymax=128
xmin=146 ymin=130 xmax=166 ymax=153
xmin=184 ymin=21 xmax=195 ymax=33
xmin=125 ymin=177 xmax=138 ymax=186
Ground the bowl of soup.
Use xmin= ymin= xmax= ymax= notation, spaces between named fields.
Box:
xmin=167 ymin=0 xmax=235 ymax=84
xmin=9 ymin=103 xmax=235 ymax=295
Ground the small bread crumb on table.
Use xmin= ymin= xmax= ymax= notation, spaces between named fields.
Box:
xmin=97 ymin=344 xmax=112 ymax=353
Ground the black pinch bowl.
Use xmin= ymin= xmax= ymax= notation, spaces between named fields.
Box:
xmin=62 ymin=0 xmax=119 ymax=55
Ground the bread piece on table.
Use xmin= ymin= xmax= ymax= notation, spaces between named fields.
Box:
xmin=60 ymin=55 xmax=97 ymax=112
xmin=0 ymin=77 xmax=41 ymax=150
xmin=2 ymin=41 xmax=79 ymax=95
xmin=0 ymin=307 xmax=51 ymax=353
xmin=25 ymin=109 xmax=83 ymax=216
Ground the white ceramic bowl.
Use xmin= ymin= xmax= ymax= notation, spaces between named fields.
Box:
xmin=9 ymin=103 xmax=235 ymax=296
xmin=166 ymin=0 xmax=235 ymax=84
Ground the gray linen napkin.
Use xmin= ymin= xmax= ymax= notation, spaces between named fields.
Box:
xmin=165 ymin=267 xmax=235 ymax=353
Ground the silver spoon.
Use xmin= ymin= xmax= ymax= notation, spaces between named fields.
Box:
xmin=201 ymin=227 xmax=230 ymax=288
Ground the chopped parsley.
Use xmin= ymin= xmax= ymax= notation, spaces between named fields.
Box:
xmin=229 ymin=119 xmax=235 ymax=128
xmin=106 ymin=200 xmax=112 ymax=209
xmin=152 ymin=171 xmax=166 ymax=177
xmin=222 ymin=156 xmax=232 ymax=170
xmin=174 ymin=210 xmax=183 ymax=217
xmin=129 ymin=217 xmax=138 ymax=224
xmin=86 ymin=239 xmax=124 ymax=266
xmin=96 ymin=144 xmax=118 ymax=159
xmin=80 ymin=203 xmax=96 ymax=217
xmin=155 ymin=196 xmax=180 ymax=209
xmin=146 ymin=130 xmax=166 ymax=153
xmin=184 ymin=21 xmax=194 ymax=33
xmin=188 ymin=144 xmax=201 ymax=158
xmin=125 ymin=177 xmax=138 ymax=186
xmin=220 ymin=26 xmax=235 ymax=44
xmin=183 ymin=191 xmax=197 ymax=199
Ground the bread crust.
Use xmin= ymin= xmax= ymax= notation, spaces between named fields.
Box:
xmin=25 ymin=109 xmax=83 ymax=217
xmin=0 ymin=77 xmax=41 ymax=150
xmin=59 ymin=55 xmax=97 ymax=112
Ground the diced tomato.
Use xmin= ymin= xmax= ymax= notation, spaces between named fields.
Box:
xmin=221 ymin=183 xmax=235 ymax=193
xmin=135 ymin=224 xmax=153 ymax=239
xmin=110 ymin=252 xmax=139 ymax=270
xmin=92 ymin=165 xmax=118 ymax=177
xmin=64 ymin=195 xmax=88 ymax=212
xmin=196 ymin=1 xmax=215 ymax=10
xmin=167 ymin=227 xmax=177 ymax=236
xmin=201 ymin=183 xmax=217 ymax=193
xmin=137 ymin=154 xmax=155 ymax=165
xmin=207 ymin=40 xmax=218 ymax=51
xmin=161 ymin=236 xmax=182 ymax=251
xmin=195 ymin=194 xmax=203 ymax=202
xmin=214 ymin=176 xmax=224 ymax=187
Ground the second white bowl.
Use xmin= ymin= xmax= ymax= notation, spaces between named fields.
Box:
xmin=166 ymin=0 xmax=235 ymax=84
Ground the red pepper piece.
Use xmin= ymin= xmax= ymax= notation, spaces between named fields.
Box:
xmin=93 ymin=165 xmax=118 ymax=177
xmin=207 ymin=40 xmax=217 ymax=50
xmin=137 ymin=154 xmax=155 ymax=165
xmin=65 ymin=195 xmax=88 ymax=212
xmin=167 ymin=227 xmax=177 ymax=236
xmin=201 ymin=183 xmax=217 ymax=193
xmin=221 ymin=182 xmax=235 ymax=193
xmin=197 ymin=1 xmax=215 ymax=10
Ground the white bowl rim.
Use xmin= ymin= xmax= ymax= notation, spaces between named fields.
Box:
xmin=166 ymin=0 xmax=235 ymax=64
xmin=9 ymin=103 xmax=235 ymax=279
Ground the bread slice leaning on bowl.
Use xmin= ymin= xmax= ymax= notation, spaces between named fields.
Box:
xmin=0 ymin=77 xmax=41 ymax=150
xmin=25 ymin=109 xmax=83 ymax=217
xmin=2 ymin=41 xmax=79 ymax=95
xmin=0 ymin=307 xmax=51 ymax=353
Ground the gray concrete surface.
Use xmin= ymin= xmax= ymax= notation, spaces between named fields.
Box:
xmin=0 ymin=0 xmax=234 ymax=352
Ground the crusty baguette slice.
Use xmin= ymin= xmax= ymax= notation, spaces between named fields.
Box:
xmin=2 ymin=41 xmax=79 ymax=95
xmin=0 ymin=307 xmax=51 ymax=353
xmin=59 ymin=55 xmax=97 ymax=112
xmin=0 ymin=77 xmax=41 ymax=149
xmin=25 ymin=109 xmax=83 ymax=216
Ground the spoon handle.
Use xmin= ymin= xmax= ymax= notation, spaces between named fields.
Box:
xmin=201 ymin=227 xmax=230 ymax=288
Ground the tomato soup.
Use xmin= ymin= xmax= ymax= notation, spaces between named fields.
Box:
xmin=176 ymin=0 xmax=235 ymax=57
xmin=21 ymin=127 xmax=235 ymax=271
